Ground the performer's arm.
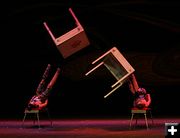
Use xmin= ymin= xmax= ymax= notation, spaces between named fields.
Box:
xmin=145 ymin=94 xmax=151 ymax=107
xmin=38 ymin=99 xmax=48 ymax=109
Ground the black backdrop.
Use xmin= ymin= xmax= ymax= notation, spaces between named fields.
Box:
xmin=1 ymin=0 xmax=180 ymax=119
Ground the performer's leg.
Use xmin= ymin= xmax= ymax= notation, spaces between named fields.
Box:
xmin=47 ymin=68 xmax=60 ymax=89
xmin=36 ymin=64 xmax=51 ymax=95
xmin=128 ymin=73 xmax=139 ymax=94
xmin=40 ymin=68 xmax=61 ymax=99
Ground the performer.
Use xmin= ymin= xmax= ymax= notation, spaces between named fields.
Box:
xmin=128 ymin=73 xmax=151 ymax=109
xmin=27 ymin=65 xmax=60 ymax=110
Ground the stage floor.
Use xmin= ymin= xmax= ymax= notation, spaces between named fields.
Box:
xmin=0 ymin=117 xmax=180 ymax=138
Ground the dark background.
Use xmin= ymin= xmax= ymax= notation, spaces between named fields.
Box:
xmin=1 ymin=0 xmax=180 ymax=119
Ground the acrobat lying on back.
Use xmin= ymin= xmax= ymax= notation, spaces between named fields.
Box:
xmin=128 ymin=73 xmax=151 ymax=109
xmin=27 ymin=64 xmax=60 ymax=110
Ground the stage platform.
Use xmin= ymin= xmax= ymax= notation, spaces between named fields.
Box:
xmin=0 ymin=117 xmax=180 ymax=138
